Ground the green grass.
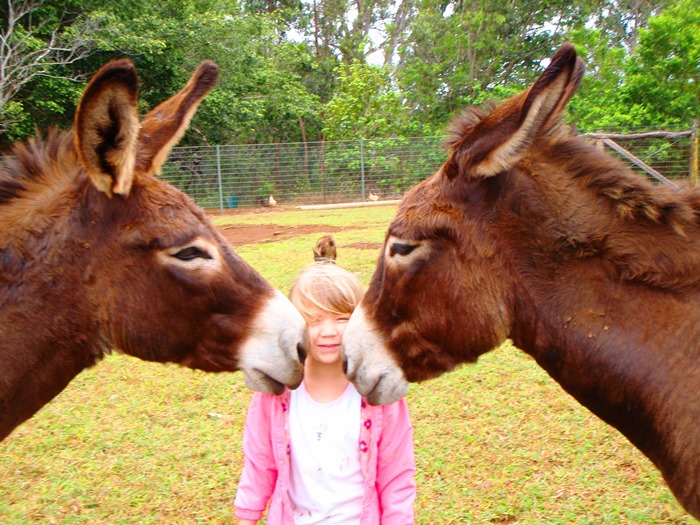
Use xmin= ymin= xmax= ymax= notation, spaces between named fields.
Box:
xmin=0 ymin=205 xmax=693 ymax=524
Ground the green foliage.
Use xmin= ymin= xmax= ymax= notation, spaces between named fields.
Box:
xmin=0 ymin=102 xmax=32 ymax=142
xmin=621 ymin=0 xmax=700 ymax=127
xmin=395 ymin=0 xmax=595 ymax=130
xmin=323 ymin=61 xmax=407 ymax=140
xmin=25 ymin=76 xmax=84 ymax=133
xmin=584 ymin=0 xmax=669 ymax=51
xmin=1 ymin=0 xmax=697 ymax=149
xmin=570 ymin=0 xmax=699 ymax=131
xmin=566 ymin=30 xmax=631 ymax=130
xmin=136 ymin=10 xmax=321 ymax=144
xmin=0 ymin=0 xmax=106 ymax=146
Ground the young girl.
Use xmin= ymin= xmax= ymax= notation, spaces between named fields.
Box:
xmin=234 ymin=262 xmax=416 ymax=524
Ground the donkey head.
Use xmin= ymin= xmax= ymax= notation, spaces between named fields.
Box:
xmin=343 ymin=44 xmax=585 ymax=405
xmin=73 ymin=59 xmax=308 ymax=392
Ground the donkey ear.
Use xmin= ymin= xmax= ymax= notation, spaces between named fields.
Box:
xmin=74 ymin=59 xmax=140 ymax=197
xmin=540 ymin=52 xmax=585 ymax=134
xmin=135 ymin=61 xmax=219 ymax=175
xmin=445 ymin=43 xmax=584 ymax=179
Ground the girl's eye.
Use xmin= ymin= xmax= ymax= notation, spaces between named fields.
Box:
xmin=173 ymin=246 xmax=212 ymax=261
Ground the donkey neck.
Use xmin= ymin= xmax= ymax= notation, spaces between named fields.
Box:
xmin=509 ymin=265 xmax=700 ymax=507
xmin=0 ymin=132 xmax=110 ymax=430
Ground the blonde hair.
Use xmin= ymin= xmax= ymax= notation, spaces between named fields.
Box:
xmin=289 ymin=263 xmax=364 ymax=320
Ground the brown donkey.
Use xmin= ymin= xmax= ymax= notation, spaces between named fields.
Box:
xmin=343 ymin=44 xmax=700 ymax=518
xmin=0 ymin=60 xmax=307 ymax=441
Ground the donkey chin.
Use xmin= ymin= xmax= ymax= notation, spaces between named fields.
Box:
xmin=343 ymin=305 xmax=410 ymax=406
xmin=238 ymin=290 xmax=308 ymax=394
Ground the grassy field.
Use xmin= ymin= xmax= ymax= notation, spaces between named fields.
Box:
xmin=0 ymin=205 xmax=693 ymax=524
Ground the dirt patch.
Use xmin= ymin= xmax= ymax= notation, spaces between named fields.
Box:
xmin=213 ymin=206 xmax=385 ymax=250
xmin=217 ymin=224 xmax=384 ymax=251
xmin=218 ymin=223 xmax=346 ymax=247
xmin=346 ymin=241 xmax=383 ymax=251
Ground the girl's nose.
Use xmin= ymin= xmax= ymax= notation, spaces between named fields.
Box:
xmin=320 ymin=322 xmax=337 ymax=336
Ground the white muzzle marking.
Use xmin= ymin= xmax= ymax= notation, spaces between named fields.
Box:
xmin=343 ymin=305 xmax=409 ymax=405
xmin=239 ymin=290 xmax=307 ymax=394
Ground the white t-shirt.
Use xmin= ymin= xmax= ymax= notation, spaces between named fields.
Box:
xmin=288 ymin=382 xmax=364 ymax=524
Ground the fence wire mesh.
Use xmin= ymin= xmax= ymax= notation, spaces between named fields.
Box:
xmin=580 ymin=128 xmax=696 ymax=189
xmin=161 ymin=137 xmax=445 ymax=212
xmin=156 ymin=127 xmax=697 ymax=212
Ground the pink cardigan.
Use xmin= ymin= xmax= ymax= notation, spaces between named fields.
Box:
xmin=234 ymin=388 xmax=416 ymax=524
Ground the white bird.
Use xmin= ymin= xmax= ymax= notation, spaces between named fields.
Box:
xmin=269 ymin=194 xmax=277 ymax=206
xmin=368 ymin=191 xmax=379 ymax=201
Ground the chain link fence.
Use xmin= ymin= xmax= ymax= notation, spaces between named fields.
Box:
xmin=579 ymin=126 xmax=698 ymax=191
xmin=161 ymin=137 xmax=445 ymax=212
xmin=157 ymin=125 xmax=698 ymax=213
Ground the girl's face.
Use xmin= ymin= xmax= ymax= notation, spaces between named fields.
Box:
xmin=305 ymin=304 xmax=351 ymax=366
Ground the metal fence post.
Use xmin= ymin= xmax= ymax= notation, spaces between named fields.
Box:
xmin=359 ymin=138 xmax=366 ymax=200
xmin=216 ymin=145 xmax=224 ymax=213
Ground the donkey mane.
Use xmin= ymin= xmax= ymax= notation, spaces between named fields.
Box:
xmin=1 ymin=130 xmax=77 ymax=199
xmin=553 ymin=138 xmax=700 ymax=229
xmin=536 ymin=137 xmax=700 ymax=290
xmin=447 ymin=104 xmax=700 ymax=229
xmin=0 ymin=130 xmax=83 ymax=247
xmin=444 ymin=104 xmax=492 ymax=143
xmin=445 ymin=104 xmax=700 ymax=291
xmin=535 ymin=135 xmax=700 ymax=290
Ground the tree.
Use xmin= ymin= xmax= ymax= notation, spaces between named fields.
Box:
xmin=0 ymin=0 xmax=102 ymax=141
xmin=298 ymin=0 xmax=397 ymax=65
xmin=565 ymin=29 xmax=631 ymax=130
xmin=620 ymin=0 xmax=699 ymax=127
xmin=569 ymin=0 xmax=699 ymax=129
xmin=323 ymin=61 xmax=406 ymax=140
xmin=167 ymin=10 xmax=321 ymax=144
xmin=394 ymin=0 xmax=596 ymax=132
xmin=0 ymin=0 xmax=324 ymax=146
xmin=586 ymin=0 xmax=669 ymax=52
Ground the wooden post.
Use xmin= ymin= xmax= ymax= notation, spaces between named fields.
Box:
xmin=691 ymin=120 xmax=699 ymax=186
xmin=601 ymin=138 xmax=680 ymax=190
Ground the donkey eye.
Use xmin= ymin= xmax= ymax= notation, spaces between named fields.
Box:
xmin=173 ymin=246 xmax=212 ymax=261
xmin=390 ymin=243 xmax=417 ymax=257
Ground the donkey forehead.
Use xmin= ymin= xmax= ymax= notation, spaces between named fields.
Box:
xmin=390 ymin=176 xmax=467 ymax=240
xmin=101 ymin=179 xmax=215 ymax=238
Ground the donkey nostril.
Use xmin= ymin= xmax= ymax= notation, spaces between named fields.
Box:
xmin=297 ymin=342 xmax=307 ymax=364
